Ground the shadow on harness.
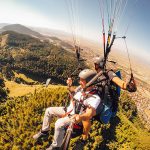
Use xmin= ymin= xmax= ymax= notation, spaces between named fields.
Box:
xmin=94 ymin=70 xmax=121 ymax=124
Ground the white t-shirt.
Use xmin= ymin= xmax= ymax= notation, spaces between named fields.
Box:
xmin=67 ymin=90 xmax=101 ymax=115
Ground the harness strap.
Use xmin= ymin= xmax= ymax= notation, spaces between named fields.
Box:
xmin=63 ymin=89 xmax=99 ymax=117
xmin=62 ymin=100 xmax=75 ymax=118
xmin=62 ymin=109 xmax=73 ymax=118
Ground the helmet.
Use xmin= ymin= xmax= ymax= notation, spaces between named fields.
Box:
xmin=79 ymin=69 xmax=97 ymax=82
xmin=93 ymin=56 xmax=104 ymax=69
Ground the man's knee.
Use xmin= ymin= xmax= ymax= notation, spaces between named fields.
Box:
xmin=45 ymin=107 xmax=52 ymax=116
xmin=55 ymin=119 xmax=66 ymax=130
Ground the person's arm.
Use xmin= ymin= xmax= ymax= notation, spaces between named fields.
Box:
xmin=71 ymin=106 xmax=96 ymax=123
xmin=66 ymin=78 xmax=75 ymax=93
xmin=112 ymin=75 xmax=137 ymax=92
xmin=80 ymin=107 xmax=96 ymax=120
xmin=67 ymin=78 xmax=82 ymax=93
xmin=67 ymin=86 xmax=76 ymax=93
xmin=112 ymin=76 xmax=127 ymax=89
xmin=71 ymin=107 xmax=94 ymax=140
xmin=107 ymin=70 xmax=127 ymax=89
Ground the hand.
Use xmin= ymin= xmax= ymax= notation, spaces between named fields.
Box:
xmin=126 ymin=73 xmax=137 ymax=92
xmin=66 ymin=78 xmax=72 ymax=87
xmin=71 ymin=114 xmax=81 ymax=123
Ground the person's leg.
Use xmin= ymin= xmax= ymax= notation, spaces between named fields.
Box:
xmin=81 ymin=108 xmax=96 ymax=140
xmin=48 ymin=116 xmax=71 ymax=148
xmin=82 ymin=120 xmax=91 ymax=140
xmin=42 ymin=107 xmax=65 ymax=131
xmin=72 ymin=120 xmax=89 ymax=150
xmin=33 ymin=107 xmax=65 ymax=140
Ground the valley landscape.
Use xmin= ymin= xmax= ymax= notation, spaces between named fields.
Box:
xmin=0 ymin=23 xmax=150 ymax=150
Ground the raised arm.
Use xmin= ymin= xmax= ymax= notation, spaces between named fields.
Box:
xmin=112 ymin=75 xmax=137 ymax=92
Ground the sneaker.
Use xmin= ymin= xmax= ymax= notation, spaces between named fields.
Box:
xmin=33 ymin=130 xmax=48 ymax=140
xmin=46 ymin=145 xmax=60 ymax=150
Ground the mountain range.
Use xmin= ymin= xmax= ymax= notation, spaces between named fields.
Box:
xmin=0 ymin=23 xmax=74 ymax=50
xmin=0 ymin=24 xmax=44 ymax=39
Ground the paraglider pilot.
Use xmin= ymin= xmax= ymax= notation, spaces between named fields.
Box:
xmin=93 ymin=56 xmax=137 ymax=92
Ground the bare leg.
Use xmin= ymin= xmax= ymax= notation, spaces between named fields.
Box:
xmin=82 ymin=120 xmax=91 ymax=140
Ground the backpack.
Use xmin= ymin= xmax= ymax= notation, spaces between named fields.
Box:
xmin=95 ymin=70 xmax=121 ymax=124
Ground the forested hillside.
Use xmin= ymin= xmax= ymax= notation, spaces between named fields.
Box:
xmin=0 ymin=31 xmax=86 ymax=83
xmin=0 ymin=86 xmax=150 ymax=150
xmin=0 ymin=73 xmax=8 ymax=102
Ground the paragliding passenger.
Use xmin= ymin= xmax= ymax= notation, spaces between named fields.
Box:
xmin=33 ymin=69 xmax=101 ymax=150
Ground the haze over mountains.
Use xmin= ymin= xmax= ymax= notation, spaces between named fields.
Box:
xmin=0 ymin=23 xmax=9 ymax=28
xmin=0 ymin=24 xmax=44 ymax=39
xmin=0 ymin=23 xmax=150 ymax=84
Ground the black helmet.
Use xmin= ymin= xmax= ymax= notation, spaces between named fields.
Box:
xmin=93 ymin=56 xmax=104 ymax=69
xmin=79 ymin=69 xmax=97 ymax=82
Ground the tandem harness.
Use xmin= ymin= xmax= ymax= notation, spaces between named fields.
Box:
xmin=63 ymin=89 xmax=99 ymax=138
xmin=64 ymin=89 xmax=98 ymax=117
xmin=94 ymin=70 xmax=121 ymax=124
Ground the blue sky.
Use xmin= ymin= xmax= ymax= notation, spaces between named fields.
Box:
xmin=0 ymin=0 xmax=150 ymax=64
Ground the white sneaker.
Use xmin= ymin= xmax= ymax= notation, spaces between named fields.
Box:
xmin=46 ymin=145 xmax=60 ymax=150
xmin=33 ymin=130 xmax=48 ymax=140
